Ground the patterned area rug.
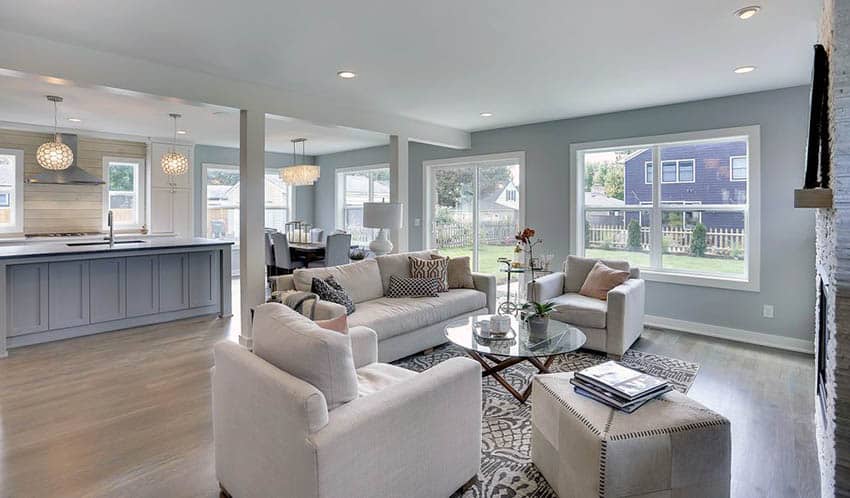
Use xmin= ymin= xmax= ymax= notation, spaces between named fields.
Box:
xmin=392 ymin=344 xmax=700 ymax=498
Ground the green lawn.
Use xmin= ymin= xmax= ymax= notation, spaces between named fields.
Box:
xmin=437 ymin=244 xmax=515 ymax=278
xmin=585 ymin=249 xmax=745 ymax=275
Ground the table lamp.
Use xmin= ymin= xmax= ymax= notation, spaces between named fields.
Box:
xmin=363 ymin=202 xmax=403 ymax=256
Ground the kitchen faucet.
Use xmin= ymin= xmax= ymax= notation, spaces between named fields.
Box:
xmin=107 ymin=210 xmax=114 ymax=246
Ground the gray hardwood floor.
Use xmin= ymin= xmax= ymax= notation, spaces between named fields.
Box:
xmin=0 ymin=281 xmax=819 ymax=497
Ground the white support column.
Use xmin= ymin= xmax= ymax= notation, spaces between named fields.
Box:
xmin=238 ymin=109 xmax=265 ymax=348
xmin=389 ymin=135 xmax=409 ymax=253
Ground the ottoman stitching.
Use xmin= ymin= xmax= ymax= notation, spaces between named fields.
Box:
xmin=536 ymin=378 xmax=603 ymax=435
xmin=599 ymin=439 xmax=608 ymax=498
xmin=608 ymin=418 xmax=730 ymax=441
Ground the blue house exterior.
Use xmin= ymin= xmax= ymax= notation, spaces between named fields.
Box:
xmin=623 ymin=141 xmax=747 ymax=230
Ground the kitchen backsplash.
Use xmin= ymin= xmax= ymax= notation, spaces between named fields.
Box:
xmin=0 ymin=129 xmax=146 ymax=234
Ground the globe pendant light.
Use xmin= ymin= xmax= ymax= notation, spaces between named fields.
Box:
xmin=161 ymin=113 xmax=189 ymax=179
xmin=37 ymin=95 xmax=74 ymax=171
xmin=280 ymin=138 xmax=320 ymax=186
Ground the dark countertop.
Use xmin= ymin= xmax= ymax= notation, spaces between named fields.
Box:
xmin=0 ymin=237 xmax=233 ymax=260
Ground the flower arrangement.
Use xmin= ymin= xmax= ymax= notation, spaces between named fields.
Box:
xmin=515 ymin=227 xmax=544 ymax=280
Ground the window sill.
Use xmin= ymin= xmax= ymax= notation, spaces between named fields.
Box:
xmin=640 ymin=269 xmax=759 ymax=292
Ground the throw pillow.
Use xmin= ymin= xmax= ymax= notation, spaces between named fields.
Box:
xmin=579 ymin=261 xmax=630 ymax=301
xmin=409 ymin=256 xmax=448 ymax=292
xmin=311 ymin=276 xmax=356 ymax=315
xmin=432 ymin=254 xmax=474 ymax=289
xmin=315 ymin=314 xmax=349 ymax=334
xmin=386 ymin=275 xmax=440 ymax=298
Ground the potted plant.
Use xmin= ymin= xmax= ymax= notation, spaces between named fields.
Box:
xmin=522 ymin=301 xmax=555 ymax=338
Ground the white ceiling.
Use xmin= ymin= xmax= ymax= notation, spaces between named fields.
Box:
xmin=0 ymin=71 xmax=388 ymax=155
xmin=0 ymin=0 xmax=819 ymax=134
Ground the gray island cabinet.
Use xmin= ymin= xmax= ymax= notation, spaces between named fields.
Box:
xmin=0 ymin=238 xmax=232 ymax=357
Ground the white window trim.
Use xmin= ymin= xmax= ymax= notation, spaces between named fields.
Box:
xmin=570 ymin=126 xmax=760 ymax=292
xmin=334 ymin=163 xmax=390 ymax=232
xmin=645 ymin=159 xmax=696 ymax=184
xmin=730 ymin=155 xmax=748 ymax=182
xmin=644 ymin=162 xmax=653 ymax=184
xmin=0 ymin=148 xmax=24 ymax=234
xmin=102 ymin=156 xmax=146 ymax=230
xmin=422 ymin=151 xmax=526 ymax=271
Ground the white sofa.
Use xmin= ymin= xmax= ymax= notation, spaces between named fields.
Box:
xmin=527 ymin=255 xmax=645 ymax=358
xmin=213 ymin=303 xmax=482 ymax=498
xmin=271 ymin=250 xmax=497 ymax=362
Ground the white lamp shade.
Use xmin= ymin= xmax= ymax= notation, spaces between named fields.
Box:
xmin=363 ymin=202 xmax=403 ymax=229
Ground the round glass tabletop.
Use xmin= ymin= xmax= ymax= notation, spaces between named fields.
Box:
xmin=445 ymin=314 xmax=586 ymax=358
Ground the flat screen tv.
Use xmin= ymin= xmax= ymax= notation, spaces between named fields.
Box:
xmin=804 ymin=44 xmax=830 ymax=189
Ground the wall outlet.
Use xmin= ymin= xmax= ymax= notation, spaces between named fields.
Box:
xmin=762 ymin=304 xmax=775 ymax=319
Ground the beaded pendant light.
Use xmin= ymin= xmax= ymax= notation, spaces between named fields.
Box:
xmin=36 ymin=96 xmax=74 ymax=171
xmin=161 ymin=113 xmax=189 ymax=178
xmin=280 ymin=138 xmax=320 ymax=186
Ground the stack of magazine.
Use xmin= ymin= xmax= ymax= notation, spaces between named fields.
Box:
xmin=571 ymin=361 xmax=672 ymax=413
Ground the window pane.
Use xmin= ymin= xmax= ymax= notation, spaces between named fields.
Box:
xmin=731 ymin=157 xmax=747 ymax=180
xmin=430 ymin=166 xmax=474 ymax=265
xmin=206 ymin=167 xmax=240 ymax=241
xmin=585 ymin=148 xmax=648 ymax=210
xmin=661 ymin=210 xmax=745 ymax=277
xmin=644 ymin=163 xmax=652 ymax=184
xmin=661 ymin=161 xmax=677 ymax=182
xmin=584 ymin=209 xmax=651 ymax=269
xmin=478 ymin=163 xmax=521 ymax=283
xmin=678 ymin=160 xmax=694 ymax=182
xmin=264 ymin=172 xmax=288 ymax=207
xmin=660 ymin=139 xmax=747 ymax=205
xmin=108 ymin=163 xmax=135 ymax=191
xmin=0 ymin=154 xmax=14 ymax=187
xmin=370 ymin=169 xmax=390 ymax=203
xmin=107 ymin=162 xmax=137 ymax=226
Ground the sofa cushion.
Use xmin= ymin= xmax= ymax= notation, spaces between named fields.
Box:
xmin=312 ymin=276 xmax=356 ymax=315
xmin=252 ymin=303 xmax=358 ymax=410
xmin=550 ymin=292 xmax=608 ymax=329
xmin=355 ymin=363 xmax=417 ymax=397
xmin=409 ymin=255 xmax=449 ymax=292
xmin=386 ymin=275 xmax=441 ymax=298
xmin=293 ymin=259 xmax=383 ymax=304
xmin=375 ymin=250 xmax=435 ymax=293
xmin=347 ymin=289 xmax=487 ymax=341
xmin=564 ymin=255 xmax=631 ymax=293
xmin=441 ymin=255 xmax=475 ymax=289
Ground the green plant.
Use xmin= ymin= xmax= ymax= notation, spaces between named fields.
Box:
xmin=662 ymin=236 xmax=672 ymax=254
xmin=627 ymin=219 xmax=642 ymax=251
xmin=730 ymin=241 xmax=743 ymax=260
xmin=522 ymin=301 xmax=556 ymax=319
xmin=690 ymin=222 xmax=707 ymax=257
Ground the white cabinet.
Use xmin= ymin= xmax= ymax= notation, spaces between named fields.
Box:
xmin=148 ymin=142 xmax=193 ymax=237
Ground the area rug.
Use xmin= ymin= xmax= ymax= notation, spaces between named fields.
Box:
xmin=392 ymin=344 xmax=700 ymax=498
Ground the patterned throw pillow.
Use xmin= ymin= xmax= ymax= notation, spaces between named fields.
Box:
xmin=386 ymin=275 xmax=440 ymax=298
xmin=311 ymin=276 xmax=356 ymax=315
xmin=409 ymin=256 xmax=448 ymax=292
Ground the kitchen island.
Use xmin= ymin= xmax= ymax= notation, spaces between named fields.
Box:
xmin=0 ymin=238 xmax=232 ymax=357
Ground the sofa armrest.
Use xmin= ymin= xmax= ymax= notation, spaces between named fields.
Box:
xmin=309 ymin=357 xmax=481 ymax=498
xmin=349 ymin=326 xmax=378 ymax=369
xmin=527 ymin=272 xmax=566 ymax=302
xmin=212 ymin=341 xmax=327 ymax=498
xmin=269 ymin=274 xmax=295 ymax=293
xmin=606 ymin=278 xmax=646 ymax=356
xmin=472 ymin=272 xmax=497 ymax=313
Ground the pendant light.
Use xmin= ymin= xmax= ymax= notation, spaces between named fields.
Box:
xmin=161 ymin=113 xmax=189 ymax=177
xmin=280 ymin=138 xmax=320 ymax=186
xmin=36 ymin=96 xmax=74 ymax=170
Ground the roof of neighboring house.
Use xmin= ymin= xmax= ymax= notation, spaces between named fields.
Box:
xmin=621 ymin=148 xmax=649 ymax=163
xmin=585 ymin=191 xmax=624 ymax=208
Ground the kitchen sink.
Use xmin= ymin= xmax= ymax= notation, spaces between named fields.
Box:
xmin=66 ymin=240 xmax=147 ymax=247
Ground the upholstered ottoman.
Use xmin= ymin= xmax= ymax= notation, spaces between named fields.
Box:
xmin=531 ymin=373 xmax=730 ymax=498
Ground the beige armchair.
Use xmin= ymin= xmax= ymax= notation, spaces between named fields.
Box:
xmin=212 ymin=303 xmax=482 ymax=498
xmin=527 ymin=255 xmax=645 ymax=358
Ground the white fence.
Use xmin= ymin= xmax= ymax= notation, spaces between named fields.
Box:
xmin=586 ymin=225 xmax=745 ymax=257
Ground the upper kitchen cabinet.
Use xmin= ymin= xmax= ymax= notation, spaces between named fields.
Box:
xmin=148 ymin=142 xmax=194 ymax=237
xmin=149 ymin=142 xmax=193 ymax=190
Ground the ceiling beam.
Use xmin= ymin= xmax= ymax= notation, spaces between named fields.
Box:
xmin=0 ymin=29 xmax=471 ymax=150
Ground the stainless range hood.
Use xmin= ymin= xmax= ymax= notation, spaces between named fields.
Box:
xmin=27 ymin=134 xmax=106 ymax=185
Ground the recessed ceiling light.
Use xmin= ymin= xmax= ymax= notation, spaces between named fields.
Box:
xmin=337 ymin=70 xmax=357 ymax=79
xmin=734 ymin=6 xmax=761 ymax=19
xmin=480 ymin=112 xmax=494 ymax=117
xmin=67 ymin=117 xmax=82 ymax=123
xmin=733 ymin=65 xmax=757 ymax=74
xmin=177 ymin=129 xmax=187 ymax=135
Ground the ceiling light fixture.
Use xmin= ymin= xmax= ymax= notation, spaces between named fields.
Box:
xmin=177 ymin=129 xmax=187 ymax=135
xmin=280 ymin=138 xmax=320 ymax=186
xmin=337 ymin=70 xmax=357 ymax=79
xmin=734 ymin=6 xmax=761 ymax=19
xmin=161 ymin=113 xmax=189 ymax=180
xmin=733 ymin=65 xmax=757 ymax=74
xmin=480 ymin=112 xmax=494 ymax=117
xmin=36 ymin=96 xmax=74 ymax=171
xmin=67 ymin=117 xmax=82 ymax=123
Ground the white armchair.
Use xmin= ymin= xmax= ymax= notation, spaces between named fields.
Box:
xmin=528 ymin=255 xmax=645 ymax=358
xmin=212 ymin=303 xmax=482 ymax=498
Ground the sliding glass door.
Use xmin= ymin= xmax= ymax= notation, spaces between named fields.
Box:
xmin=425 ymin=152 xmax=524 ymax=281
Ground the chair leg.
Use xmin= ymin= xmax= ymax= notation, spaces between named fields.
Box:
xmin=422 ymin=347 xmax=436 ymax=355
xmin=458 ymin=475 xmax=478 ymax=494
xmin=607 ymin=353 xmax=622 ymax=361
xmin=219 ymin=483 xmax=232 ymax=498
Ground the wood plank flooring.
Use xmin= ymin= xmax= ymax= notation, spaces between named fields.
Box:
xmin=0 ymin=282 xmax=819 ymax=497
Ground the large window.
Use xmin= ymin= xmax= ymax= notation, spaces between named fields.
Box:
xmin=572 ymin=126 xmax=760 ymax=291
xmin=335 ymin=165 xmax=390 ymax=245
xmin=103 ymin=157 xmax=145 ymax=229
xmin=0 ymin=149 xmax=23 ymax=233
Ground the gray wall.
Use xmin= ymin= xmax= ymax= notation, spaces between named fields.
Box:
xmin=314 ymin=86 xmax=815 ymax=342
xmin=193 ymin=144 xmax=316 ymax=236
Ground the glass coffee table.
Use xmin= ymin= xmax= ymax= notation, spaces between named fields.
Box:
xmin=445 ymin=314 xmax=586 ymax=403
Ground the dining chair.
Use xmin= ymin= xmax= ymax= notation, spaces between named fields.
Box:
xmin=271 ymin=232 xmax=306 ymax=273
xmin=264 ymin=230 xmax=279 ymax=278
xmin=308 ymin=233 xmax=351 ymax=268
xmin=309 ymin=228 xmax=325 ymax=244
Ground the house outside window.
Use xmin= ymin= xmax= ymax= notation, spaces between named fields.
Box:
xmin=335 ymin=165 xmax=390 ymax=245
xmin=0 ymin=148 xmax=23 ymax=233
xmin=103 ymin=157 xmax=145 ymax=229
xmin=572 ymin=126 xmax=760 ymax=291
